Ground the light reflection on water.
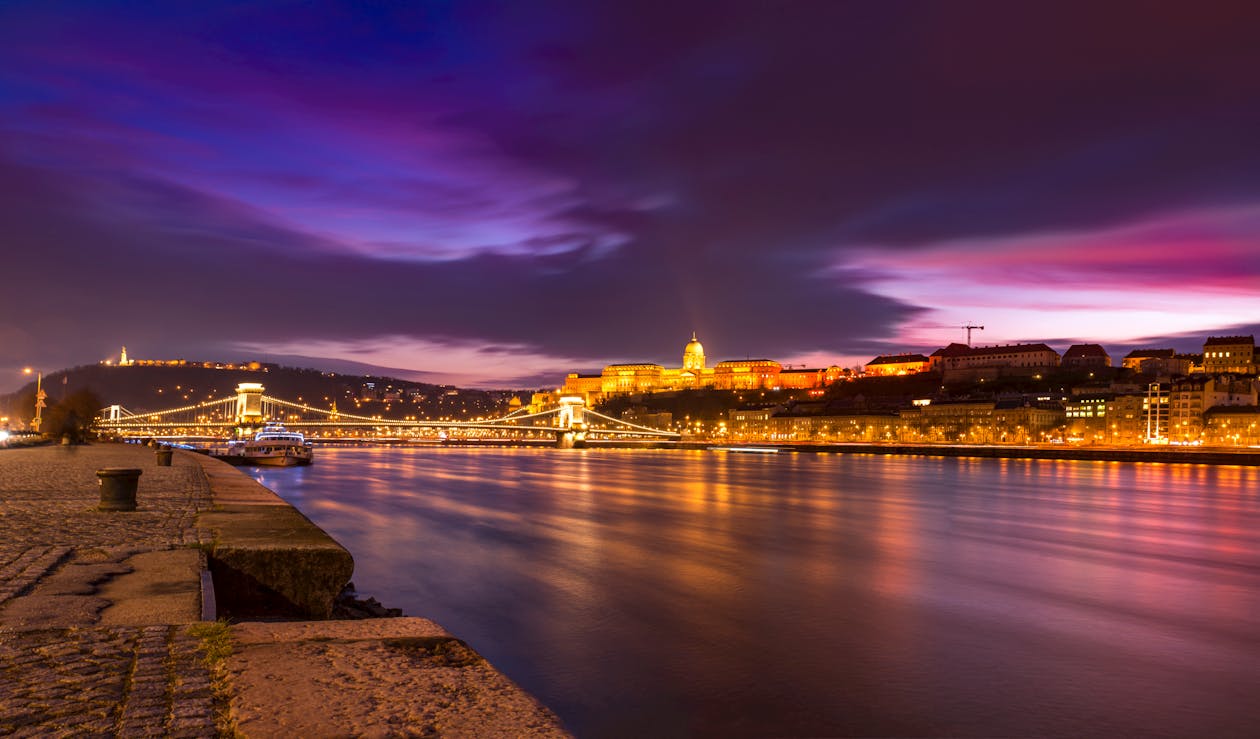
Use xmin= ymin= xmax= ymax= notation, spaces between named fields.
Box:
xmin=251 ymin=449 xmax=1260 ymax=738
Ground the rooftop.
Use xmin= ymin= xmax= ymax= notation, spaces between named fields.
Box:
xmin=1063 ymin=343 xmax=1109 ymax=358
xmin=1123 ymin=348 xmax=1175 ymax=359
xmin=867 ymin=354 xmax=930 ymax=365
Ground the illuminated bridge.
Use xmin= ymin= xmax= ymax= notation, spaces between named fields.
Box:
xmin=95 ymin=383 xmax=679 ymax=447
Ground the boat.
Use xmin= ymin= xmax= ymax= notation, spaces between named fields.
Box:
xmin=215 ymin=423 xmax=313 ymax=466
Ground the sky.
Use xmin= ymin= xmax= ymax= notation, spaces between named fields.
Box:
xmin=2 ymin=0 xmax=1259 ymax=391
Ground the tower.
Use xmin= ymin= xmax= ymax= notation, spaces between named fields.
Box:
xmin=120 ymin=346 xmax=129 ymax=366
xmin=683 ymin=332 xmax=706 ymax=372
xmin=235 ymin=383 xmax=265 ymax=427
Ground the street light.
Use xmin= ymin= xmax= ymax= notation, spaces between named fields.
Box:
xmin=23 ymin=368 xmax=45 ymax=432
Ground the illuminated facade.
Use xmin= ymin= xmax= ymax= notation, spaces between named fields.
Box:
xmin=865 ymin=353 xmax=930 ymax=376
xmin=937 ymin=343 xmax=1060 ymax=371
xmin=1120 ymin=348 xmax=1194 ymax=376
xmin=1202 ymin=336 xmax=1256 ymax=375
xmin=561 ymin=333 xmax=843 ymax=399
xmin=728 ymin=400 xmax=1066 ymax=444
xmin=1169 ymin=375 xmax=1257 ymax=441
xmin=1204 ymin=406 xmax=1260 ymax=446
xmin=1066 ymin=394 xmax=1111 ymax=441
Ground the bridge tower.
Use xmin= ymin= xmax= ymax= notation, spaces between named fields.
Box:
xmin=556 ymin=396 xmax=588 ymax=448
xmin=235 ymin=383 xmax=265 ymax=428
xmin=106 ymin=405 xmax=124 ymax=422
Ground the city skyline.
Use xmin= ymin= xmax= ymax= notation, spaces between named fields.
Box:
xmin=3 ymin=2 xmax=1260 ymax=392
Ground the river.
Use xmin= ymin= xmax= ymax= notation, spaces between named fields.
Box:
xmin=248 ymin=447 xmax=1260 ymax=738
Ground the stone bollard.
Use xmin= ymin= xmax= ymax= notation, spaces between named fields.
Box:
xmin=97 ymin=468 xmax=142 ymax=511
xmin=155 ymin=446 xmax=173 ymax=466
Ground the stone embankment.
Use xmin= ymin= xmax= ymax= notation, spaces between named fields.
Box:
xmin=718 ymin=441 xmax=1260 ymax=465
xmin=0 ymin=443 xmax=569 ymax=737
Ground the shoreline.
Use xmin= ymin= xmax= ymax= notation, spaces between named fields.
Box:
xmin=187 ymin=449 xmax=571 ymax=736
xmin=291 ymin=437 xmax=1260 ymax=466
xmin=710 ymin=441 xmax=1260 ymax=466
xmin=0 ymin=443 xmax=569 ymax=738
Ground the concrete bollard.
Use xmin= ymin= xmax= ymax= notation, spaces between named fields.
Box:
xmin=97 ymin=468 xmax=142 ymax=511
xmin=155 ymin=446 xmax=173 ymax=466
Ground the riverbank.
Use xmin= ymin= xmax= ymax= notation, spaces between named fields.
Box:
xmin=307 ymin=437 xmax=1260 ymax=465
xmin=0 ymin=443 xmax=569 ymax=737
xmin=708 ymin=441 xmax=1260 ymax=465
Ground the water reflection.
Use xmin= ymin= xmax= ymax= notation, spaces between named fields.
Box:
xmin=251 ymin=449 xmax=1260 ymax=738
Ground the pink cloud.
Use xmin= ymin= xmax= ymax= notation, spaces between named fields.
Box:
xmin=849 ymin=205 xmax=1260 ymax=347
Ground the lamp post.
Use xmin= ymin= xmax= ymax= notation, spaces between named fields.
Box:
xmin=23 ymin=368 xmax=45 ymax=432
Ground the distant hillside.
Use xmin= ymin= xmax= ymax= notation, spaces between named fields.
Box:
xmin=0 ymin=362 xmax=526 ymax=428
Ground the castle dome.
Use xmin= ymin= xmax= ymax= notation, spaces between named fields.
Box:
xmin=683 ymin=332 xmax=706 ymax=371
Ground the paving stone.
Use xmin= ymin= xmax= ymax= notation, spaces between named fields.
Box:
xmin=0 ymin=447 xmax=216 ymax=737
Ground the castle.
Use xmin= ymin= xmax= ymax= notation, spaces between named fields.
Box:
xmin=559 ymin=333 xmax=847 ymax=400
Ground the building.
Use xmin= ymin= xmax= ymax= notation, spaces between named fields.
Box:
xmin=1203 ymin=406 xmax=1260 ymax=446
xmin=1178 ymin=353 xmax=1205 ymax=374
xmin=1141 ymin=382 xmax=1171 ymax=442
xmin=712 ymin=359 xmax=783 ymax=390
xmin=1066 ymin=394 xmax=1112 ymax=442
xmin=1121 ymin=348 xmax=1172 ymax=371
xmin=562 ymin=333 xmax=844 ymax=399
xmin=1061 ymin=344 xmax=1111 ymax=369
xmin=1121 ymin=348 xmax=1192 ymax=376
xmin=562 ymin=373 xmax=602 ymax=396
xmin=899 ymin=400 xmax=995 ymax=443
xmin=928 ymin=343 xmax=971 ymax=371
xmin=779 ymin=366 xmax=849 ymax=389
xmin=1202 ymin=336 xmax=1256 ymax=375
xmin=1169 ymin=375 xmax=1257 ymax=442
xmin=992 ymin=399 xmax=1065 ymax=444
xmin=1105 ymin=394 xmax=1147 ymax=444
xmin=600 ymin=363 xmax=665 ymax=395
xmin=932 ymin=343 xmax=1060 ymax=382
xmin=864 ymin=354 xmax=931 ymax=376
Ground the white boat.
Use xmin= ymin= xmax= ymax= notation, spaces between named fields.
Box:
xmin=222 ymin=423 xmax=313 ymax=466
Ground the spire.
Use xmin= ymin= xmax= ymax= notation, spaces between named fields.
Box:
xmin=691 ymin=331 xmax=698 ymax=341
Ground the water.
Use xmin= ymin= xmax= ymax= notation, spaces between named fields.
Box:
xmin=249 ymin=448 xmax=1260 ymax=737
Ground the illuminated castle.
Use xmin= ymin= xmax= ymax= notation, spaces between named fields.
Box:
xmin=561 ymin=333 xmax=846 ymax=398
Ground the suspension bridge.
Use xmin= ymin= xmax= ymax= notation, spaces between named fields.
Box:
xmin=95 ymin=383 xmax=679 ymax=447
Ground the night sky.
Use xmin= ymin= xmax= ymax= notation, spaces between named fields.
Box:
xmin=3 ymin=1 xmax=1259 ymax=390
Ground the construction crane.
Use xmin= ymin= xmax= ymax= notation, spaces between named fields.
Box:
xmin=919 ymin=323 xmax=985 ymax=346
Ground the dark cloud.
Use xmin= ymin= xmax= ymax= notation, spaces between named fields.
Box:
xmin=1 ymin=1 xmax=1259 ymax=388
xmin=0 ymin=154 xmax=911 ymax=384
xmin=461 ymin=1 xmax=1260 ymax=248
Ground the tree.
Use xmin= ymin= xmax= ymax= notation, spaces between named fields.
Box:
xmin=41 ymin=388 xmax=102 ymax=442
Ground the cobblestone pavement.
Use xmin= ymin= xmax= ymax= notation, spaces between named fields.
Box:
xmin=0 ymin=445 xmax=210 ymax=608
xmin=0 ymin=624 xmax=216 ymax=738
xmin=0 ymin=444 xmax=217 ymax=737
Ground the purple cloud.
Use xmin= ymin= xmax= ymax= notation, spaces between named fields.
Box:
xmin=2 ymin=1 xmax=1260 ymax=390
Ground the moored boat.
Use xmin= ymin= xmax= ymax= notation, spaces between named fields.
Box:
xmin=213 ymin=423 xmax=313 ymax=466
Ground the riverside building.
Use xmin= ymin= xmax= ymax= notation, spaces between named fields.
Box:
xmin=1202 ymin=335 xmax=1257 ymax=374
xmin=560 ymin=333 xmax=847 ymax=400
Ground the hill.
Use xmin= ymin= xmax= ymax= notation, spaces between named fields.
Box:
xmin=0 ymin=362 xmax=525 ymax=430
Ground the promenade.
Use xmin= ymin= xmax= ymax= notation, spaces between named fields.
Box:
xmin=0 ymin=443 xmax=568 ymax=738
